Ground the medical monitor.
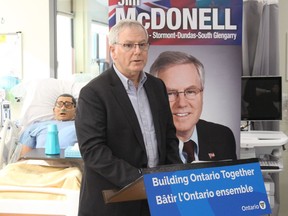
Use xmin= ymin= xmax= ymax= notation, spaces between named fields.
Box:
xmin=241 ymin=76 xmax=282 ymax=121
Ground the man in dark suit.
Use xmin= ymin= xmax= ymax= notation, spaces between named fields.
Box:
xmin=75 ymin=20 xmax=182 ymax=216
xmin=150 ymin=51 xmax=237 ymax=163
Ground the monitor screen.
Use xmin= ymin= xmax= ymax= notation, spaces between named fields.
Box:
xmin=241 ymin=76 xmax=282 ymax=121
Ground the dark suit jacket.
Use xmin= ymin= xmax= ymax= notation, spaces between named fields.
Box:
xmin=75 ymin=67 xmax=182 ymax=216
xmin=197 ymin=119 xmax=237 ymax=161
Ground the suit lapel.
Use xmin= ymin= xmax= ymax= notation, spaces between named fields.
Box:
xmin=109 ymin=69 xmax=145 ymax=149
xmin=197 ymin=120 xmax=216 ymax=160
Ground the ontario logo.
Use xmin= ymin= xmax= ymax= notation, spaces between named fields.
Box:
xmin=242 ymin=201 xmax=267 ymax=211
xmin=259 ymin=201 xmax=267 ymax=210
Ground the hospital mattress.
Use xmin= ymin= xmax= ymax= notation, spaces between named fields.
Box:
xmin=0 ymin=160 xmax=82 ymax=216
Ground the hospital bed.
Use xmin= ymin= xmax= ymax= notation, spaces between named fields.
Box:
xmin=0 ymin=77 xmax=91 ymax=216
xmin=0 ymin=159 xmax=82 ymax=216
xmin=0 ymin=186 xmax=80 ymax=216
xmin=0 ymin=119 xmax=21 ymax=169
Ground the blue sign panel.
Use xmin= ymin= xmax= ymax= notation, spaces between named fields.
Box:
xmin=144 ymin=162 xmax=271 ymax=216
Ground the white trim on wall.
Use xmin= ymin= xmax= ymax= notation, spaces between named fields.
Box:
xmin=284 ymin=32 xmax=288 ymax=81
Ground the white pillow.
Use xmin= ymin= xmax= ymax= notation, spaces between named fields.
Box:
xmin=12 ymin=78 xmax=74 ymax=128
xmin=70 ymin=72 xmax=97 ymax=100
xmin=71 ymin=81 xmax=88 ymax=101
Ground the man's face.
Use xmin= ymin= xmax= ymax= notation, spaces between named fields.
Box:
xmin=158 ymin=63 xmax=203 ymax=137
xmin=110 ymin=26 xmax=148 ymax=77
xmin=53 ymin=96 xmax=76 ymax=121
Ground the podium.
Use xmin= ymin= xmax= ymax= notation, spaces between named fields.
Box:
xmin=102 ymin=176 xmax=145 ymax=203
xmin=102 ymin=161 xmax=230 ymax=203
xmin=102 ymin=158 xmax=271 ymax=216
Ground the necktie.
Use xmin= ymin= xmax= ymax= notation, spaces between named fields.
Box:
xmin=183 ymin=140 xmax=196 ymax=163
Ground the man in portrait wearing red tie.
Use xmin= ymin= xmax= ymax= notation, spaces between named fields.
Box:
xmin=150 ymin=51 xmax=237 ymax=163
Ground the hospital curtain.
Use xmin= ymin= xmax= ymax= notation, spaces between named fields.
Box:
xmin=242 ymin=0 xmax=280 ymax=131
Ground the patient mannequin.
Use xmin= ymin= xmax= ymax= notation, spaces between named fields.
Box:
xmin=19 ymin=94 xmax=77 ymax=157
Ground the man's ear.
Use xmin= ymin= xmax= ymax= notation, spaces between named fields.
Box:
xmin=110 ymin=45 xmax=116 ymax=60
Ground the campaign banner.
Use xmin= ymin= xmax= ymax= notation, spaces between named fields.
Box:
xmin=109 ymin=1 xmax=242 ymax=153
xmin=143 ymin=162 xmax=271 ymax=216
xmin=109 ymin=0 xmax=242 ymax=45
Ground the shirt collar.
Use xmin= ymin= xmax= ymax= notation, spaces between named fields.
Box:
xmin=191 ymin=126 xmax=198 ymax=144
xmin=113 ymin=64 xmax=147 ymax=90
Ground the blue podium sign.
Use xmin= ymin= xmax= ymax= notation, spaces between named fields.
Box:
xmin=144 ymin=161 xmax=271 ymax=216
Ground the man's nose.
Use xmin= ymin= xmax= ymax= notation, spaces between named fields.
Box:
xmin=133 ymin=44 xmax=143 ymax=53
xmin=176 ymin=93 xmax=188 ymax=106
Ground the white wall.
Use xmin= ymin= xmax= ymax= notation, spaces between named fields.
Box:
xmin=0 ymin=0 xmax=52 ymax=80
xmin=74 ymin=0 xmax=108 ymax=74
xmin=279 ymin=0 xmax=288 ymax=86
xmin=0 ymin=0 xmax=108 ymax=79
xmin=279 ymin=0 xmax=288 ymax=133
